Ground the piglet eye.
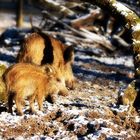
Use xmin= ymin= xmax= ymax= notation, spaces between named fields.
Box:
xmin=56 ymin=78 xmax=61 ymax=82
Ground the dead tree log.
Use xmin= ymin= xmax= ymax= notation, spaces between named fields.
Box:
xmin=81 ymin=0 xmax=140 ymax=110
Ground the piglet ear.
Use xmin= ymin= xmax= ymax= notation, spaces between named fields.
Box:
xmin=45 ymin=66 xmax=53 ymax=73
xmin=63 ymin=46 xmax=74 ymax=63
xmin=42 ymin=65 xmax=55 ymax=74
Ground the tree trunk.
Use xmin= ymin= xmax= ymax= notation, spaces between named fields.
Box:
xmin=16 ymin=0 xmax=23 ymax=28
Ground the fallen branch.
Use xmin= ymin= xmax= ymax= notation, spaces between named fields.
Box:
xmin=70 ymin=9 xmax=101 ymax=29
xmin=112 ymin=34 xmax=130 ymax=49
xmin=42 ymin=11 xmax=116 ymax=51
xmin=43 ymin=31 xmax=95 ymax=43
xmin=39 ymin=0 xmax=75 ymax=17
xmin=79 ymin=28 xmax=116 ymax=51
xmin=106 ymin=16 xmax=115 ymax=35
xmin=64 ymin=2 xmax=86 ymax=10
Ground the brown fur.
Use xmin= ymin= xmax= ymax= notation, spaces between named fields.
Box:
xmin=17 ymin=32 xmax=75 ymax=89
xmin=17 ymin=33 xmax=45 ymax=65
xmin=3 ymin=63 xmax=68 ymax=115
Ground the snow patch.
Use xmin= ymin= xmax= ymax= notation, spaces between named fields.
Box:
xmin=132 ymin=23 xmax=140 ymax=31
xmin=135 ymin=116 xmax=140 ymax=123
xmin=0 ymin=112 xmax=23 ymax=125
xmin=111 ymin=105 xmax=129 ymax=112
xmin=113 ymin=2 xmax=133 ymax=17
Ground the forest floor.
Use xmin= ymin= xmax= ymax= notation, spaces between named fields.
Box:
xmin=0 ymin=2 xmax=140 ymax=140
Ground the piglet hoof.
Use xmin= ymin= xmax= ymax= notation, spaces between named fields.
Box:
xmin=29 ymin=109 xmax=37 ymax=115
xmin=68 ymin=84 xmax=75 ymax=90
xmin=66 ymin=79 xmax=76 ymax=90
xmin=17 ymin=111 xmax=24 ymax=116
xmin=50 ymin=94 xmax=58 ymax=103
xmin=59 ymin=91 xmax=68 ymax=96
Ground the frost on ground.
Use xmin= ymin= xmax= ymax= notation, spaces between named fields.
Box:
xmin=0 ymin=12 xmax=140 ymax=140
xmin=0 ymin=37 xmax=139 ymax=140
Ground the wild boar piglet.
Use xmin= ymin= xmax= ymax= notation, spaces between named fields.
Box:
xmin=3 ymin=63 xmax=68 ymax=115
